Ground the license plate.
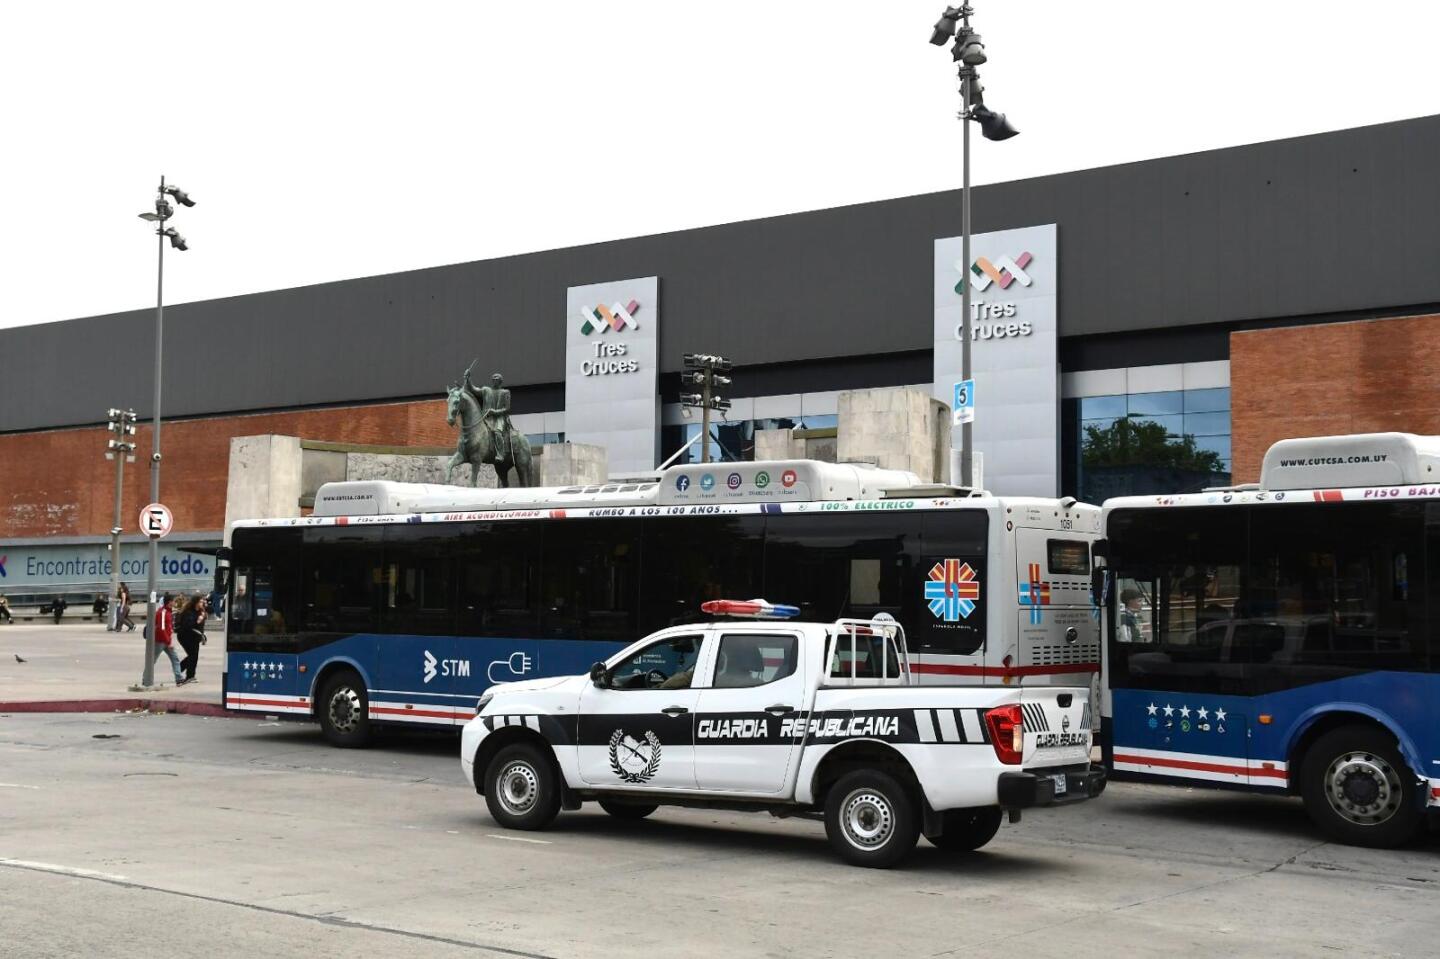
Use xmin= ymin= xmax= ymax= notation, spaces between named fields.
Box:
xmin=1050 ymin=774 xmax=1068 ymax=796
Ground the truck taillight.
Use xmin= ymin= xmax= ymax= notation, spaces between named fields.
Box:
xmin=985 ymin=704 xmax=1024 ymax=765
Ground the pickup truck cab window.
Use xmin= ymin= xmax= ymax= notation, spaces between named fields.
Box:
xmin=607 ymin=634 xmax=703 ymax=690
xmin=713 ymin=633 xmax=798 ymax=688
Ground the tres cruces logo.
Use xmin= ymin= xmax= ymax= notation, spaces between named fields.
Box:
xmin=579 ymin=299 xmax=641 ymax=335
xmin=954 ymin=253 xmax=1034 ymax=295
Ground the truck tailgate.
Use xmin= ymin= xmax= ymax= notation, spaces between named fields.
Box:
xmin=1020 ymin=687 xmax=1092 ymax=769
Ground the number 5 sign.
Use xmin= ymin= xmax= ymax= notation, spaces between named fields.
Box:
xmin=140 ymin=502 xmax=174 ymax=539
xmin=953 ymin=379 xmax=975 ymax=426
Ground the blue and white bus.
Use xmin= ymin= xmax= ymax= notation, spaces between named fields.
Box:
xmin=222 ymin=459 xmax=1101 ymax=747
xmin=1098 ymin=432 xmax=1440 ymax=847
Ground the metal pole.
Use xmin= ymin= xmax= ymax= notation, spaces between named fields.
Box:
xmin=109 ymin=419 xmax=125 ymax=630
xmin=959 ymin=69 xmax=974 ymax=489
xmin=141 ymin=176 xmax=164 ymax=687
xmin=701 ymin=366 xmax=713 ymax=464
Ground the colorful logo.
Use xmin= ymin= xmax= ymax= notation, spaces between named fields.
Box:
xmin=700 ymin=473 xmax=715 ymax=492
xmin=781 ymin=469 xmax=797 ymax=488
xmin=0 ymin=554 xmax=6 ymax=578
xmin=954 ymin=252 xmax=1034 ymax=295
xmin=675 ymin=475 xmax=691 ymax=492
xmin=726 ymin=472 xmax=742 ymax=490
xmin=579 ymin=299 xmax=641 ymax=335
xmin=755 ymin=470 xmax=771 ymax=489
xmin=1019 ymin=561 xmax=1051 ymax=625
xmin=925 ymin=559 xmax=980 ymax=621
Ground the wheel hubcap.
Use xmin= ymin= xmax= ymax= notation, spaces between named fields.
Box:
xmin=841 ymin=789 xmax=894 ymax=850
xmin=1324 ymin=750 xmax=1402 ymax=826
xmin=497 ymin=761 xmax=539 ymax=816
xmin=327 ymin=686 xmax=362 ymax=734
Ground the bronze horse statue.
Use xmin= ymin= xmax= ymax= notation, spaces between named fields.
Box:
xmin=445 ymin=383 xmax=535 ymax=487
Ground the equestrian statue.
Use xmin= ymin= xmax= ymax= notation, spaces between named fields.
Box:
xmin=445 ymin=362 xmax=536 ymax=487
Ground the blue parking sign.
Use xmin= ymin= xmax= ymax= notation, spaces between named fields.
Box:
xmin=953 ymin=380 xmax=975 ymax=425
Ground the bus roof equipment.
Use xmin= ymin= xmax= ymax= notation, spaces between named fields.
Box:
xmin=1259 ymin=432 xmax=1440 ymax=491
xmin=312 ymin=460 xmax=924 ymax=517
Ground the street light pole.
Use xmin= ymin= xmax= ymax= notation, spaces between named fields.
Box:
xmin=142 ymin=175 xmax=167 ymax=687
xmin=135 ymin=175 xmax=194 ymax=687
xmin=105 ymin=408 xmax=136 ymax=630
xmin=960 ymin=72 xmax=974 ymax=489
xmin=930 ymin=3 xmax=1018 ymax=489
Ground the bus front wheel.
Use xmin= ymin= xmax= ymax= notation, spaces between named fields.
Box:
xmin=1300 ymin=725 xmax=1423 ymax=848
xmin=318 ymin=669 xmax=373 ymax=748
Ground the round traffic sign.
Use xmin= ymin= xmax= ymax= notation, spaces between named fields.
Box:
xmin=139 ymin=502 xmax=174 ymax=539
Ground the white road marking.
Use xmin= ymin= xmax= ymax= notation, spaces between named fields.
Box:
xmin=0 ymin=783 xmax=40 ymax=790
xmin=485 ymin=834 xmax=552 ymax=845
xmin=0 ymin=858 xmax=130 ymax=882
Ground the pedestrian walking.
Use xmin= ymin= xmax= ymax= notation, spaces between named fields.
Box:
xmin=176 ymin=594 xmax=207 ymax=684
xmin=50 ymin=596 xmax=67 ymax=624
xmin=0 ymin=593 xmax=12 ymax=624
xmin=116 ymin=583 xmax=136 ymax=632
xmin=150 ymin=592 xmax=182 ymax=684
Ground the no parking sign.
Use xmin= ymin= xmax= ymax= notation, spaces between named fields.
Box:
xmin=139 ymin=503 xmax=174 ymax=539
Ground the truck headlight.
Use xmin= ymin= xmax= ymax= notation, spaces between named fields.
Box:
xmin=474 ymin=691 xmax=495 ymax=715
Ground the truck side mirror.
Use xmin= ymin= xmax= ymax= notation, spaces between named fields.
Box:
xmin=589 ymin=662 xmax=608 ymax=688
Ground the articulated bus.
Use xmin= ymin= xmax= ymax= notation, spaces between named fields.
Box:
xmin=222 ymin=460 xmax=1099 ymax=746
xmin=1097 ymin=432 xmax=1440 ymax=847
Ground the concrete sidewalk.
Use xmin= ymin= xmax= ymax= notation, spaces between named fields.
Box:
xmin=0 ymin=621 xmax=230 ymax=715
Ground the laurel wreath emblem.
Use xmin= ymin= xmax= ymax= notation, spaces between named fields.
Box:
xmin=608 ymin=729 xmax=662 ymax=784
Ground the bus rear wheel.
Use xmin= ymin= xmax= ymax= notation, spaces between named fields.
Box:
xmin=318 ymin=669 xmax=372 ymax=748
xmin=1300 ymin=725 xmax=1423 ymax=848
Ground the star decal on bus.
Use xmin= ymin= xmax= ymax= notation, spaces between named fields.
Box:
xmin=924 ymin=559 xmax=980 ymax=622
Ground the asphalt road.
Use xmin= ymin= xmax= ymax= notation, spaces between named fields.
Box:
xmin=1 ymin=711 xmax=1436 ymax=959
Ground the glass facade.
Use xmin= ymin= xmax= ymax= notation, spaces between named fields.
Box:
xmin=1068 ymin=388 xmax=1231 ymax=502
xmin=661 ymin=415 xmax=839 ymax=465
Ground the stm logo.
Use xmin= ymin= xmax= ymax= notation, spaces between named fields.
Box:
xmin=579 ymin=299 xmax=641 ymax=335
xmin=954 ymin=252 xmax=1034 ymax=294
xmin=423 ymin=650 xmax=470 ymax=684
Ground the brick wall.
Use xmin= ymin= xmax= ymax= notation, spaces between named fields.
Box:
xmin=1231 ymin=314 xmax=1440 ymax=483
xmin=0 ymin=398 xmax=452 ymax=538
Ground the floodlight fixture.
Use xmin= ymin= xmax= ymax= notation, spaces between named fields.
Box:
xmin=164 ymin=184 xmax=196 ymax=207
xmin=164 ymin=228 xmax=188 ymax=251
xmin=973 ymin=104 xmax=1019 ymax=141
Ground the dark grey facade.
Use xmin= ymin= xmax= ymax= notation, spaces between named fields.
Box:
xmin=5 ymin=115 xmax=1440 ymax=434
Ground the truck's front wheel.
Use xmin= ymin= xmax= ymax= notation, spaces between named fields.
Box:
xmin=484 ymin=744 xmax=561 ymax=831
xmin=824 ymin=769 xmax=919 ymax=868
xmin=925 ymin=807 xmax=1003 ymax=852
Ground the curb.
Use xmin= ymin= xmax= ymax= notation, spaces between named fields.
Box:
xmin=0 ymin=698 xmax=240 ymax=718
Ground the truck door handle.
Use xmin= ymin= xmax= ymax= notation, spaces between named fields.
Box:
xmin=764 ymin=704 xmax=793 ymax=715
xmin=661 ymin=706 xmax=689 ymax=716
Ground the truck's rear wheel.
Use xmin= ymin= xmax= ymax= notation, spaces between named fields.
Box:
xmin=824 ymin=769 xmax=919 ymax=868
xmin=485 ymin=744 xmax=561 ymax=831
xmin=317 ymin=669 xmax=372 ymax=748
xmin=926 ymin=807 xmax=1003 ymax=852
xmin=598 ymin=799 xmax=658 ymax=821
xmin=1300 ymin=726 xmax=1423 ymax=848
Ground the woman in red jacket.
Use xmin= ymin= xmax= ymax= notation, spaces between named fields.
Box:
xmin=152 ymin=592 xmax=183 ymax=685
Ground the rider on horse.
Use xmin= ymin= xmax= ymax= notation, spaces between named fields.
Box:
xmin=463 ymin=363 xmax=514 ymax=460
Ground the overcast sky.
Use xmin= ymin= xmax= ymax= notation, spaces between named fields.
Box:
xmin=2 ymin=1 xmax=1436 ymax=332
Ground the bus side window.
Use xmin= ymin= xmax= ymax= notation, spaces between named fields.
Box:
xmin=456 ymin=523 xmax=541 ymax=639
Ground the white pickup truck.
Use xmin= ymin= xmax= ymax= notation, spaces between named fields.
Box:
xmin=460 ymin=605 xmax=1105 ymax=867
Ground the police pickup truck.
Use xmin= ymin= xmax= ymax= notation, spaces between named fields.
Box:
xmin=461 ymin=600 xmax=1104 ymax=867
